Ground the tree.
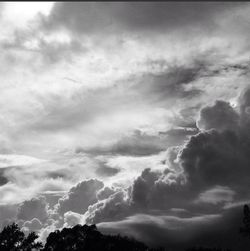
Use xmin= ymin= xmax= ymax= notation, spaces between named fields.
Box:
xmin=43 ymin=224 xmax=165 ymax=251
xmin=0 ymin=223 xmax=42 ymax=251
xmin=240 ymin=204 xmax=250 ymax=238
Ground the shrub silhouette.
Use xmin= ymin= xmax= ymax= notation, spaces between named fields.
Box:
xmin=0 ymin=223 xmax=42 ymax=251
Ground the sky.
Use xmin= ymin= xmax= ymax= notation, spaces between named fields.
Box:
xmin=0 ymin=2 xmax=250 ymax=250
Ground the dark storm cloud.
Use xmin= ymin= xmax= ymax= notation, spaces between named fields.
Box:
xmin=42 ymin=2 xmax=244 ymax=34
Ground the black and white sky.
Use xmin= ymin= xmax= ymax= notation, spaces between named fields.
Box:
xmin=1 ymin=2 xmax=250 ymax=249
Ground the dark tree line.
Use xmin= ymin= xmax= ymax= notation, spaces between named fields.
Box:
xmin=0 ymin=204 xmax=250 ymax=251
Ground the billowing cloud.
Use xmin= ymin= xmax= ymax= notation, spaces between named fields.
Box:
xmin=197 ymin=100 xmax=239 ymax=132
xmin=56 ymin=179 xmax=104 ymax=215
xmin=81 ymin=87 xmax=250 ymax=228
xmin=63 ymin=211 xmax=84 ymax=228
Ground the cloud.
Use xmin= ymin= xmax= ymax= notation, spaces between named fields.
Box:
xmin=17 ymin=196 xmax=49 ymax=223
xmin=134 ymin=65 xmax=204 ymax=102
xmin=98 ymin=213 xmax=222 ymax=249
xmin=197 ymin=100 xmax=239 ymax=132
xmin=98 ymin=206 xmax=250 ymax=250
xmin=1 ymin=31 xmax=86 ymax=64
xmin=0 ymin=170 xmax=8 ymax=186
xmin=42 ymin=2 xmax=243 ymax=35
xmin=81 ymin=130 xmax=168 ymax=157
xmin=63 ymin=211 xmax=84 ymax=227
xmin=82 ymin=87 xmax=250 ymax=227
xmin=0 ymin=204 xmax=18 ymax=229
xmin=22 ymin=218 xmax=43 ymax=232
xmin=56 ymin=179 xmax=104 ymax=215
xmin=85 ymin=190 xmax=130 ymax=224
xmin=195 ymin=186 xmax=235 ymax=205
xmin=84 ymin=165 xmax=187 ymax=224
xmin=96 ymin=186 xmax=117 ymax=201
xmin=95 ymin=164 xmax=120 ymax=177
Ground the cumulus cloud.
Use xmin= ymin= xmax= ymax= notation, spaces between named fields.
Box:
xmin=85 ymin=190 xmax=130 ymax=224
xmin=56 ymin=179 xmax=104 ymax=215
xmin=63 ymin=211 xmax=84 ymax=227
xmin=197 ymin=100 xmax=239 ymax=132
xmin=96 ymin=186 xmax=117 ymax=201
xmin=80 ymin=87 xmax=250 ymax=227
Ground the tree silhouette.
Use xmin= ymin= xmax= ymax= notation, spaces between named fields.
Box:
xmin=43 ymin=224 xmax=166 ymax=251
xmin=240 ymin=204 xmax=250 ymax=238
xmin=0 ymin=223 xmax=42 ymax=251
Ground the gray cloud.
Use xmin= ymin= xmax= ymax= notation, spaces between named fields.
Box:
xmin=197 ymin=100 xmax=239 ymax=132
xmin=196 ymin=186 xmax=235 ymax=205
xmin=22 ymin=218 xmax=43 ymax=232
xmin=80 ymin=130 xmax=168 ymax=157
xmin=83 ymin=87 xmax=250 ymax=226
xmin=17 ymin=196 xmax=49 ymax=223
xmin=42 ymin=2 xmax=244 ymax=35
xmin=98 ymin=206 xmax=250 ymax=250
xmin=56 ymin=179 xmax=104 ymax=215
xmin=0 ymin=170 xmax=8 ymax=186
xmin=96 ymin=186 xmax=117 ymax=201
xmin=95 ymin=163 xmax=120 ymax=178
xmin=133 ymin=64 xmax=204 ymax=102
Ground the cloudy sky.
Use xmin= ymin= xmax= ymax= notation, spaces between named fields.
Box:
xmin=1 ymin=2 xmax=250 ymax=249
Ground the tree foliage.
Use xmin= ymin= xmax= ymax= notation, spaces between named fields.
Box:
xmin=43 ymin=224 xmax=163 ymax=251
xmin=0 ymin=223 xmax=42 ymax=251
